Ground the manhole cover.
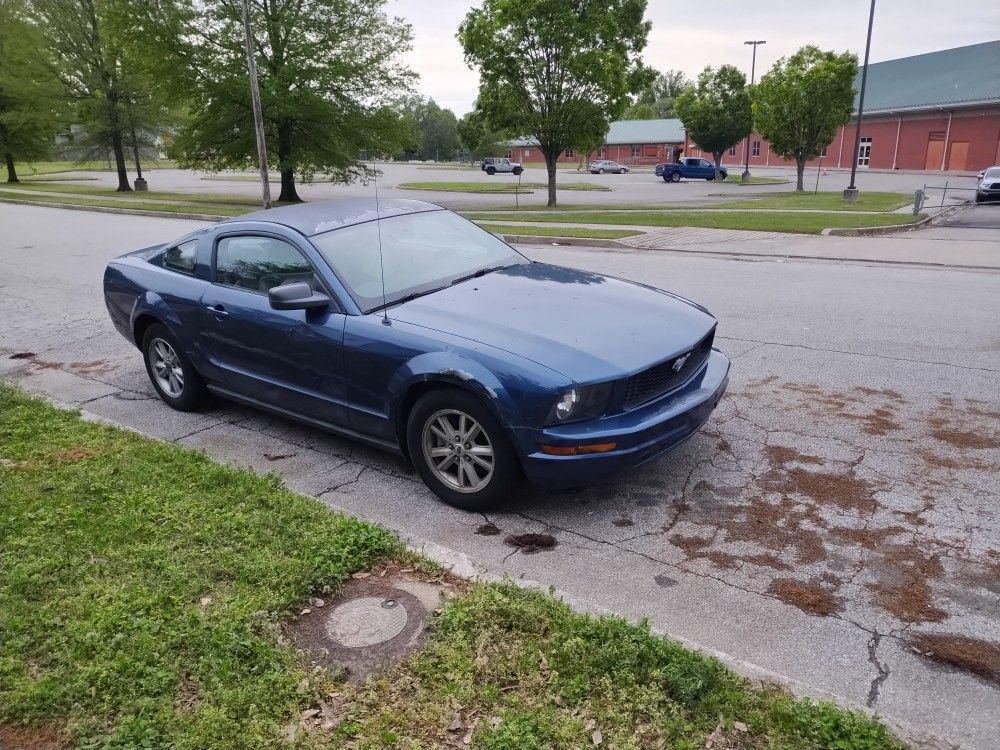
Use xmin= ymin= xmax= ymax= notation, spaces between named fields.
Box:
xmin=324 ymin=596 xmax=408 ymax=648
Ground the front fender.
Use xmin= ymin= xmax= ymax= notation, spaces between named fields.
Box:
xmin=386 ymin=351 xmax=520 ymax=428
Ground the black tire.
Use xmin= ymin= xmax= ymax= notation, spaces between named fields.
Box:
xmin=142 ymin=323 xmax=205 ymax=411
xmin=486 ymin=166 xmax=496 ymax=175
xmin=620 ymin=168 xmax=627 ymax=174
xmin=662 ymin=174 xmax=670 ymax=182
xmin=975 ymin=194 xmax=984 ymax=204
xmin=719 ymin=173 xmax=727 ymax=180
xmin=407 ymin=388 xmax=522 ymax=511
xmin=598 ymin=168 xmax=605 ymax=174
xmin=706 ymin=174 xmax=715 ymax=181
xmin=670 ymin=171 xmax=681 ymax=183
xmin=512 ymin=167 xmax=523 ymax=175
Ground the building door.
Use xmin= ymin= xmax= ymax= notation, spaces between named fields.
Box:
xmin=924 ymin=133 xmax=945 ymax=170
xmin=946 ymin=141 xmax=969 ymax=171
xmin=857 ymin=137 xmax=872 ymax=167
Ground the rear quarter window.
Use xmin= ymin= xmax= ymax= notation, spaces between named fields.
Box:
xmin=160 ymin=240 xmax=198 ymax=274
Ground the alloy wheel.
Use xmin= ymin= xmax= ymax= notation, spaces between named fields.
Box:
xmin=421 ymin=409 xmax=495 ymax=493
xmin=150 ymin=338 xmax=184 ymax=398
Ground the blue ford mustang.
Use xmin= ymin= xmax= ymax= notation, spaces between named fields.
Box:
xmin=103 ymin=199 xmax=729 ymax=510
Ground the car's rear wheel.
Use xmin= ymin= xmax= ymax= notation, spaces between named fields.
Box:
xmin=513 ymin=167 xmax=523 ymax=175
xmin=598 ymin=168 xmax=605 ymax=174
xmin=142 ymin=323 xmax=205 ymax=411
xmin=407 ymin=388 xmax=522 ymax=510
xmin=670 ymin=172 xmax=681 ymax=183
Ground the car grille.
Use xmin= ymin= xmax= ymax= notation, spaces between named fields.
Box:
xmin=622 ymin=329 xmax=715 ymax=410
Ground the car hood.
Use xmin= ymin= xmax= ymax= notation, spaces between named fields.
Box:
xmin=390 ymin=262 xmax=717 ymax=383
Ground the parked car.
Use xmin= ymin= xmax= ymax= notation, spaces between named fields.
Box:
xmin=103 ymin=199 xmax=729 ymax=510
xmin=589 ymin=160 xmax=629 ymax=174
xmin=655 ymin=158 xmax=728 ymax=182
xmin=480 ymin=157 xmax=523 ymax=175
xmin=975 ymin=166 xmax=1000 ymax=203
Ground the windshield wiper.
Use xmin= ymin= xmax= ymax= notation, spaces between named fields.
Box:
xmin=451 ymin=264 xmax=512 ymax=286
xmin=366 ymin=285 xmax=449 ymax=314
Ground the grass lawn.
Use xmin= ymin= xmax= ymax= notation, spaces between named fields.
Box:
xmin=477 ymin=223 xmax=641 ymax=240
xmin=397 ymin=181 xmax=611 ymax=193
xmin=13 ymin=160 xmax=176 ymax=176
xmin=0 ymin=190 xmax=246 ymax=217
xmin=717 ymin=191 xmax=913 ymax=212
xmin=0 ymin=180 xmax=263 ymax=207
xmin=0 ymin=387 xmax=904 ymax=749
xmin=463 ymin=210 xmax=921 ymax=234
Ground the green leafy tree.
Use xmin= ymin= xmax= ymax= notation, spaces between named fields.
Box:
xmin=630 ymin=68 xmax=689 ymax=118
xmin=456 ymin=109 xmax=506 ymax=164
xmin=752 ymin=46 xmax=858 ymax=191
xmin=675 ymin=64 xmax=751 ymax=180
xmin=29 ymin=0 xmax=155 ymax=191
xmin=136 ymin=0 xmax=415 ymax=202
xmin=417 ymin=99 xmax=459 ymax=161
xmin=0 ymin=0 xmax=62 ymax=182
xmin=621 ymin=102 xmax=656 ymax=120
xmin=459 ymin=0 xmax=653 ymax=207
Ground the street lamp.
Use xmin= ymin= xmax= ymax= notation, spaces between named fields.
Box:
xmin=742 ymin=40 xmax=766 ymax=184
xmin=844 ymin=0 xmax=876 ymax=203
xmin=239 ymin=0 xmax=272 ymax=208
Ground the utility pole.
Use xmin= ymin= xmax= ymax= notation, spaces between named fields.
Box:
xmin=742 ymin=40 xmax=766 ymax=184
xmin=844 ymin=0 xmax=876 ymax=203
xmin=239 ymin=0 xmax=271 ymax=208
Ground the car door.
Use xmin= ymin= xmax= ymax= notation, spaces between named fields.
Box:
xmin=199 ymin=231 xmax=349 ymax=427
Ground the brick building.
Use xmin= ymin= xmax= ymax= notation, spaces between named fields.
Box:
xmin=507 ymin=41 xmax=1000 ymax=173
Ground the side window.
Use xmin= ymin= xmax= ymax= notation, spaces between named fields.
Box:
xmin=215 ymin=235 xmax=317 ymax=294
xmin=162 ymin=240 xmax=198 ymax=274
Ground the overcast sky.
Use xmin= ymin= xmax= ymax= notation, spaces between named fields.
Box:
xmin=384 ymin=0 xmax=1000 ymax=117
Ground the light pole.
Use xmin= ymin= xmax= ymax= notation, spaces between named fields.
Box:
xmin=239 ymin=0 xmax=272 ymax=208
xmin=844 ymin=0 xmax=876 ymax=203
xmin=742 ymin=40 xmax=766 ymax=184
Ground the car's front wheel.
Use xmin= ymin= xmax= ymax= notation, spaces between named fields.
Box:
xmin=598 ymin=168 xmax=605 ymax=174
xmin=142 ymin=323 xmax=205 ymax=411
xmin=407 ymin=388 xmax=522 ymax=510
xmin=512 ymin=166 xmax=523 ymax=175
xmin=486 ymin=167 xmax=496 ymax=175
xmin=670 ymin=172 xmax=682 ymax=183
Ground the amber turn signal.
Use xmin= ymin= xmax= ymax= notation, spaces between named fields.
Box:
xmin=540 ymin=442 xmax=617 ymax=456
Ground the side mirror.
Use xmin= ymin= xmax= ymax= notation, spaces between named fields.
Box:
xmin=268 ymin=282 xmax=330 ymax=311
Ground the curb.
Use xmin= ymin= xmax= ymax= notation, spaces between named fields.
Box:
xmin=501 ymin=233 xmax=629 ymax=249
xmin=0 ymin=196 xmax=228 ymax=222
xmin=822 ymin=202 xmax=966 ymax=236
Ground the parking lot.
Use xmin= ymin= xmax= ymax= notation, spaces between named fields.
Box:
xmin=1 ymin=201 xmax=998 ymax=748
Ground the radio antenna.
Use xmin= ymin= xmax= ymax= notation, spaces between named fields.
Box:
xmin=372 ymin=156 xmax=389 ymax=324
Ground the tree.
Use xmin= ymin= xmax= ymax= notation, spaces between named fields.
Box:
xmin=457 ymin=109 xmax=505 ymax=164
xmin=459 ymin=0 xmax=653 ymax=207
xmin=417 ymin=99 xmax=459 ymax=161
xmin=628 ymin=68 xmax=690 ymax=118
xmin=621 ymin=102 xmax=656 ymax=120
xmin=30 ymin=0 xmax=154 ymax=191
xmin=136 ymin=0 xmax=415 ymax=202
xmin=752 ymin=46 xmax=857 ymax=191
xmin=675 ymin=65 xmax=751 ymax=180
xmin=0 ymin=0 xmax=62 ymax=182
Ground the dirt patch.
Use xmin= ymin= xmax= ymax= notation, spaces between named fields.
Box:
xmin=67 ymin=360 xmax=114 ymax=376
xmin=830 ymin=525 xmax=906 ymax=550
xmin=929 ymin=428 xmax=1000 ymax=451
xmin=475 ymin=523 xmax=501 ymax=536
xmin=869 ymin=546 xmax=947 ymax=624
xmin=705 ymin=550 xmax=791 ymax=571
xmin=670 ymin=533 xmax=713 ymax=555
xmin=764 ymin=467 xmax=879 ymax=515
xmin=765 ymin=445 xmax=824 ymax=466
xmin=908 ymin=634 xmax=1000 ymax=684
xmin=8 ymin=352 xmax=36 ymax=360
xmin=918 ymin=450 xmax=989 ymax=471
xmin=858 ymin=407 xmax=902 ymax=436
xmin=48 ymin=447 xmax=93 ymax=462
xmin=504 ymin=533 xmax=557 ymax=553
xmin=857 ymin=387 xmax=904 ymax=400
xmin=612 ymin=518 xmax=634 ymax=527
xmin=767 ymin=578 xmax=842 ymax=617
xmin=0 ymin=725 xmax=69 ymax=750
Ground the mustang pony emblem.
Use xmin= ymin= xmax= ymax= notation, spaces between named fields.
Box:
xmin=672 ymin=352 xmax=691 ymax=372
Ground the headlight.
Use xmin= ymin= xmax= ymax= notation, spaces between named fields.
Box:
xmin=546 ymin=383 xmax=612 ymax=425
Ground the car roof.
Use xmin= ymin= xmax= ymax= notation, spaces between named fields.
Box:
xmin=224 ymin=197 xmax=443 ymax=237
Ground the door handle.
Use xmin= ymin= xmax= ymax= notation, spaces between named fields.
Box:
xmin=206 ymin=304 xmax=229 ymax=319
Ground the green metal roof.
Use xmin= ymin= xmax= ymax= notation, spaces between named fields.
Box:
xmin=858 ymin=40 xmax=1000 ymax=114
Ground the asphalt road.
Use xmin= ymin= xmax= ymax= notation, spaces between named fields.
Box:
xmin=1 ymin=203 xmax=998 ymax=748
xmin=53 ymin=162 xmax=981 ymax=210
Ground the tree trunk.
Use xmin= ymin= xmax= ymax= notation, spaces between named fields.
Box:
xmin=276 ymin=122 xmax=301 ymax=203
xmin=106 ymin=98 xmax=132 ymax=192
xmin=4 ymin=150 xmax=18 ymax=183
xmin=544 ymin=149 xmax=558 ymax=208
xmin=795 ymin=157 xmax=806 ymax=192
xmin=713 ymin=151 xmax=723 ymax=181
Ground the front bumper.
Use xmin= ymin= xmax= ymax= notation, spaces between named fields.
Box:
xmin=515 ymin=349 xmax=730 ymax=488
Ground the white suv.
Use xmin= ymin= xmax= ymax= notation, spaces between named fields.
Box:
xmin=481 ymin=157 xmax=523 ymax=176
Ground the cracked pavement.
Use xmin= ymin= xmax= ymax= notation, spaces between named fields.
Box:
xmin=1 ymin=203 xmax=998 ymax=748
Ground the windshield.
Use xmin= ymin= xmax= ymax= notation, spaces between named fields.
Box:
xmin=983 ymin=168 xmax=1000 ymax=180
xmin=311 ymin=210 xmax=527 ymax=313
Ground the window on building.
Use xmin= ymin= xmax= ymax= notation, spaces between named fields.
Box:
xmin=598 ymin=147 xmax=606 ymax=158
xmin=728 ymin=146 xmax=736 ymax=156
xmin=820 ymin=146 xmax=828 ymax=157
xmin=631 ymin=145 xmax=641 ymax=158
xmin=857 ymin=136 xmax=872 ymax=167
xmin=565 ymin=148 xmax=574 ymax=159
xmin=751 ymin=141 xmax=761 ymax=157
